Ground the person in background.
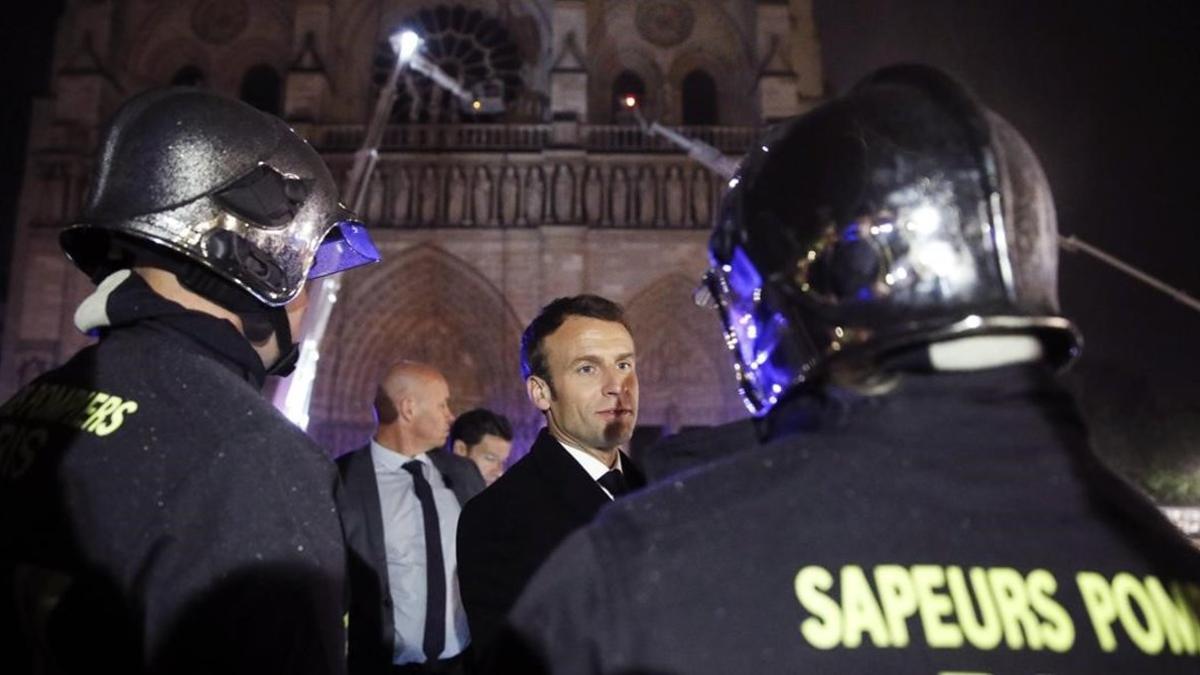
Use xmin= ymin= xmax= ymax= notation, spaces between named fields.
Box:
xmin=338 ymin=362 xmax=484 ymax=675
xmin=448 ymin=408 xmax=514 ymax=486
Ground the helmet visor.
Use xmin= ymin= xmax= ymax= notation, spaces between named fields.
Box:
xmin=308 ymin=221 xmax=381 ymax=279
xmin=699 ymin=247 xmax=784 ymax=413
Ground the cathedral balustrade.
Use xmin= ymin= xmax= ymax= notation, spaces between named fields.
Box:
xmin=346 ymin=152 xmax=728 ymax=230
xmin=21 ymin=134 xmax=739 ymax=232
xmin=306 ymin=123 xmax=759 ymax=155
xmin=582 ymin=125 xmax=760 ymax=154
xmin=311 ymin=123 xmax=551 ymax=152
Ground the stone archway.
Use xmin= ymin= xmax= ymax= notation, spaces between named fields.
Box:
xmin=307 ymin=243 xmax=536 ymax=455
xmin=624 ymin=273 xmax=746 ymax=435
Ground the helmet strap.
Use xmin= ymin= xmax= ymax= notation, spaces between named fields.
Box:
xmin=179 ymin=266 xmax=301 ymax=376
xmin=260 ymin=309 xmax=300 ymax=377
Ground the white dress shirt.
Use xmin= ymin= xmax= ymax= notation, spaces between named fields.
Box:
xmin=370 ymin=441 xmax=470 ymax=664
xmin=558 ymin=439 xmax=624 ymax=500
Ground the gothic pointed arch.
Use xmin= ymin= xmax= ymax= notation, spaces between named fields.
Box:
xmin=239 ymin=64 xmax=282 ymax=114
xmin=307 ymin=243 xmax=537 ymax=454
xmin=680 ymin=69 xmax=718 ymax=125
xmin=624 ymin=273 xmax=746 ymax=431
xmin=590 ymin=47 xmax=663 ymax=123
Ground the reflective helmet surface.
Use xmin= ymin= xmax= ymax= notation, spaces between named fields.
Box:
xmin=704 ymin=64 xmax=1080 ymax=414
xmin=61 ymin=88 xmax=379 ymax=307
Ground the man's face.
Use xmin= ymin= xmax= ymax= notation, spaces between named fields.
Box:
xmin=529 ymin=316 xmax=638 ymax=455
xmin=463 ymin=434 xmax=512 ymax=485
xmin=409 ymin=374 xmax=454 ymax=451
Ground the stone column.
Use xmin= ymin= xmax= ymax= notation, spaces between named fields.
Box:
xmin=549 ymin=0 xmax=588 ymax=145
xmin=755 ymin=3 xmax=800 ymax=122
xmin=790 ymin=0 xmax=826 ymax=112
xmin=284 ymin=2 xmax=332 ymax=122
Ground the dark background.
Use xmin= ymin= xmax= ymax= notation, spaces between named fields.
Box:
xmin=1 ymin=1 xmax=1197 ymax=497
xmin=0 ymin=0 xmax=63 ymax=301
xmin=814 ymin=0 xmax=1200 ymax=500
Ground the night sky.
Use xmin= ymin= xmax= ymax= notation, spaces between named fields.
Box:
xmin=816 ymin=1 xmax=1200 ymax=379
xmin=0 ymin=1 xmax=1196 ymax=494
xmin=814 ymin=0 xmax=1200 ymax=498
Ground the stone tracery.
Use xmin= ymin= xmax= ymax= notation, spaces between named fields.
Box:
xmin=372 ymin=4 xmax=527 ymax=123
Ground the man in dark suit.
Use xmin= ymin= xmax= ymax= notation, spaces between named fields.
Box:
xmin=337 ymin=362 xmax=485 ymax=675
xmin=456 ymin=295 xmax=647 ymax=666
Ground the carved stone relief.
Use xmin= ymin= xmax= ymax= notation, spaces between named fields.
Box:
xmin=359 ymin=155 xmax=727 ymax=231
xmin=551 ymin=164 xmax=576 ymax=223
xmin=447 ymin=167 xmax=469 ymax=224
xmin=471 ymin=166 xmax=495 ymax=225
xmin=583 ymin=165 xmax=604 ymax=225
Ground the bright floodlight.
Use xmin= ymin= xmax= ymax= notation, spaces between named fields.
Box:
xmin=622 ymin=95 xmax=638 ymax=109
xmin=392 ymin=30 xmax=422 ymax=63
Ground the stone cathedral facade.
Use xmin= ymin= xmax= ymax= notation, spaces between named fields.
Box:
xmin=2 ymin=0 xmax=824 ymax=456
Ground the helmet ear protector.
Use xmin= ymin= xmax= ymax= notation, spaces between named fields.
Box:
xmin=207 ymin=163 xmax=382 ymax=285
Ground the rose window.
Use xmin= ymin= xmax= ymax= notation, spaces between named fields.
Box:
xmin=372 ymin=5 xmax=524 ymax=123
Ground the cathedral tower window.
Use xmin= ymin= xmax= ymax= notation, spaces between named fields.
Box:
xmin=612 ymin=70 xmax=646 ymax=123
xmin=681 ymin=69 xmax=718 ymax=125
xmin=239 ymin=64 xmax=282 ymax=115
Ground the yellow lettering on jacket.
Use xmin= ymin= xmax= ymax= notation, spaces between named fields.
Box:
xmin=0 ymin=383 xmax=139 ymax=438
xmin=795 ymin=564 xmax=1197 ymax=658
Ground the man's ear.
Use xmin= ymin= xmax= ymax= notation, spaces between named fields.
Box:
xmin=399 ymin=396 xmax=416 ymax=422
xmin=526 ymin=376 xmax=551 ymax=412
xmin=452 ymin=439 xmax=469 ymax=457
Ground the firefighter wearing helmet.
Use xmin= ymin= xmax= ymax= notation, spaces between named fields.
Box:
xmin=499 ymin=65 xmax=1200 ymax=675
xmin=1 ymin=88 xmax=379 ymax=674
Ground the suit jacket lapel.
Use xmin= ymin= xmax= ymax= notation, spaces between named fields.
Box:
xmin=428 ymin=449 xmax=485 ymax=506
xmin=619 ymin=449 xmax=647 ymax=491
xmin=342 ymin=445 xmax=394 ymax=655
xmin=350 ymin=444 xmax=386 ymax=595
xmin=528 ymin=428 xmax=611 ymax=522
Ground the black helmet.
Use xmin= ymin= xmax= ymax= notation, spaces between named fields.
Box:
xmin=61 ymin=87 xmax=379 ymax=309
xmin=702 ymin=64 xmax=1081 ymax=414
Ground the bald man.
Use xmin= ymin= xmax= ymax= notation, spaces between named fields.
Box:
xmin=336 ymin=362 xmax=485 ymax=675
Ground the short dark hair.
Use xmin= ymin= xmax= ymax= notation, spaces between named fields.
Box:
xmin=520 ymin=294 xmax=630 ymax=383
xmin=449 ymin=408 xmax=513 ymax=447
xmin=373 ymin=386 xmax=398 ymax=425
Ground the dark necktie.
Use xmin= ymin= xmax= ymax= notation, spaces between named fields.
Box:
xmin=597 ymin=468 xmax=630 ymax=498
xmin=402 ymin=460 xmax=446 ymax=661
